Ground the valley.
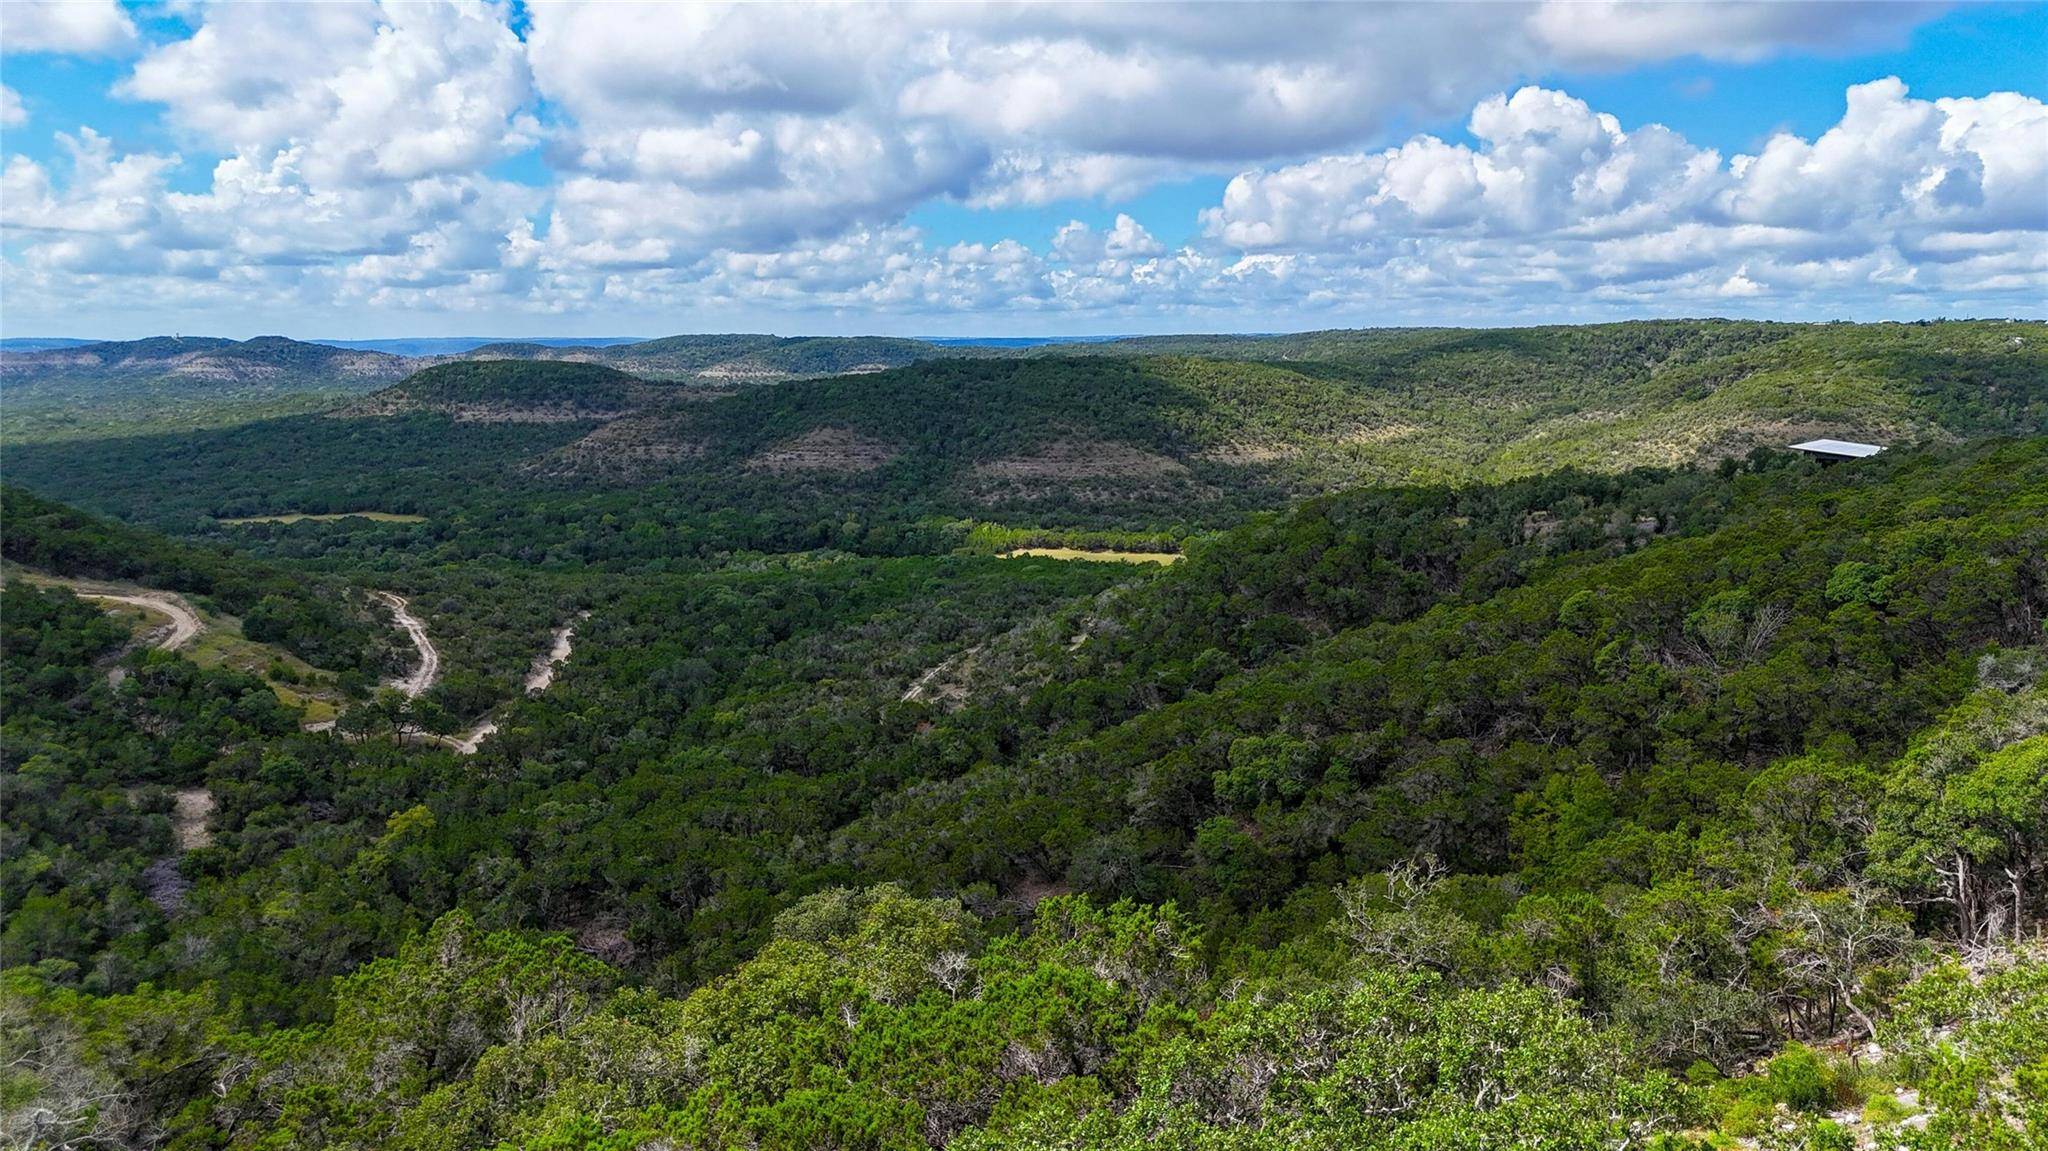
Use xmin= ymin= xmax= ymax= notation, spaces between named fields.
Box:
xmin=3 ymin=320 xmax=2044 ymax=1151
xmin=8 ymin=7 xmax=2044 ymax=1145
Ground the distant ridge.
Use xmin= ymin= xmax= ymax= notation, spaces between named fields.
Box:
xmin=0 ymin=335 xmax=412 ymax=382
xmin=0 ymin=337 xmax=101 ymax=352
xmin=311 ymin=337 xmax=653 ymax=356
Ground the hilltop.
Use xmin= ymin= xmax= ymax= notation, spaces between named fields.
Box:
xmin=0 ymin=334 xmax=412 ymax=385
xmin=341 ymin=360 xmax=651 ymax=421
xmin=460 ymin=333 xmax=943 ymax=381
xmin=0 ymin=336 xmax=416 ymax=442
xmin=8 ymin=321 xmax=2039 ymax=452
xmin=0 ymin=332 xmax=953 ymax=443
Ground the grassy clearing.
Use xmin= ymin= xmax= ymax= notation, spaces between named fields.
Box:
xmin=1001 ymin=547 xmax=1181 ymax=565
xmin=181 ymin=614 xmax=347 ymax=721
xmin=219 ymin=511 xmax=427 ymax=525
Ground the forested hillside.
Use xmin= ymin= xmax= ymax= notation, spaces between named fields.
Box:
xmin=0 ymin=336 xmax=414 ymax=442
xmin=6 ymin=323 xmax=2043 ymax=573
xmin=0 ymin=333 xmax=949 ymax=443
xmin=5 ymin=425 xmax=2047 ymax=1148
xmin=3 ymin=322 xmax=2045 ymax=1149
xmin=8 ymin=321 xmax=2041 ymax=463
xmin=0 ymin=486 xmax=395 ymax=676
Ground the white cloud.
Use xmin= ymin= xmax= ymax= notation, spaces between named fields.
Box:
xmin=1528 ymin=0 xmax=1940 ymax=67
xmin=1202 ymin=80 xmax=2047 ymax=312
xmin=2 ymin=129 xmax=177 ymax=239
xmin=1054 ymin=214 xmax=1165 ymax=263
xmin=0 ymin=85 xmax=25 ymax=127
xmin=1 ymin=127 xmax=539 ymax=307
xmin=0 ymin=0 xmax=136 ymax=56
xmin=3 ymin=3 xmax=2039 ymax=330
xmin=1724 ymin=79 xmax=2048 ymax=232
xmin=521 ymin=1 xmax=1948 ymax=230
xmin=120 ymin=0 xmax=534 ymax=183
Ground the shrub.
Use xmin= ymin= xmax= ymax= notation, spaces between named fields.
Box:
xmin=1766 ymin=1043 xmax=1836 ymax=1112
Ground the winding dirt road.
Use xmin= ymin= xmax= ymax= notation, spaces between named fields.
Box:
xmin=327 ymin=599 xmax=582 ymax=755
xmin=436 ymin=614 xmax=584 ymax=754
xmin=372 ymin=590 xmax=440 ymax=697
xmin=73 ymin=588 xmax=204 ymax=650
xmin=440 ymin=719 xmax=499 ymax=754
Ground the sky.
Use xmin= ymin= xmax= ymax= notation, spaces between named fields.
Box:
xmin=0 ymin=1 xmax=2042 ymax=339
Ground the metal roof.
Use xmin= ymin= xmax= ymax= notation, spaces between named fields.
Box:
xmin=1789 ymin=439 xmax=1885 ymax=458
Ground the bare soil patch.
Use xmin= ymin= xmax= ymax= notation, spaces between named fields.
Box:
xmin=749 ymin=427 xmax=901 ymax=473
xmin=220 ymin=511 xmax=425 ymax=525
xmin=968 ymin=438 xmax=1207 ymax=504
xmin=173 ymin=787 xmax=215 ymax=850
xmin=976 ymin=438 xmax=1187 ymax=481
xmin=540 ymin=417 xmax=706 ymax=481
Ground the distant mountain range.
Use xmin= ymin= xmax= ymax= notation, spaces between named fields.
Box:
xmin=0 ymin=332 xmax=1006 ymax=442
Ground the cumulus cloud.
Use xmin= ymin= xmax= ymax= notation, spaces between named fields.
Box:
xmin=0 ymin=0 xmax=547 ymax=323
xmin=1202 ymin=80 xmax=2047 ymax=312
xmin=0 ymin=0 xmax=136 ymax=56
xmin=120 ymin=0 xmax=535 ymax=183
xmin=519 ymin=1 xmax=1948 ymax=239
xmin=1054 ymin=215 xmax=1166 ymax=263
xmin=3 ymin=2 xmax=2039 ymax=329
xmin=0 ymin=85 xmax=26 ymax=127
xmin=1724 ymin=79 xmax=2047 ymax=232
xmin=2 ymin=127 xmax=539 ymax=307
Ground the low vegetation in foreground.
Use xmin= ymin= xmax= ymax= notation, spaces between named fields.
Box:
xmin=1 ymin=323 xmax=2044 ymax=1150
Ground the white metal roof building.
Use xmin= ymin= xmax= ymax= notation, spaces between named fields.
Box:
xmin=1789 ymin=439 xmax=1886 ymax=461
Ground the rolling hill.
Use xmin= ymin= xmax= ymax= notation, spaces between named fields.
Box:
xmin=460 ymin=333 xmax=944 ymax=380
xmin=0 ymin=333 xmax=953 ymax=444
xmin=5 ymin=321 xmax=2042 ymax=563
xmin=0 ymin=336 xmax=417 ymax=442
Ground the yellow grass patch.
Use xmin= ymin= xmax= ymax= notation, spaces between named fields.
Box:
xmin=219 ymin=511 xmax=426 ymax=525
xmin=1001 ymin=547 xmax=1182 ymax=565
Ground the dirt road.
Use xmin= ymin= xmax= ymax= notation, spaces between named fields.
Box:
xmin=524 ymin=612 xmax=587 ymax=693
xmin=442 ymin=719 xmax=499 ymax=754
xmin=373 ymin=591 xmax=440 ymax=697
xmin=74 ymin=588 xmax=205 ymax=650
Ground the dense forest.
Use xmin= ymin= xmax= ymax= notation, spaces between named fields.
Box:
xmin=3 ymin=324 xmax=2046 ymax=1149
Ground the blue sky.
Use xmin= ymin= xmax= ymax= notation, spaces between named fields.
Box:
xmin=2 ymin=1 xmax=2043 ymax=338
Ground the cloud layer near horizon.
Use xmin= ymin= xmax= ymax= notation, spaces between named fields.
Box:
xmin=1 ymin=0 xmax=2041 ymax=332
